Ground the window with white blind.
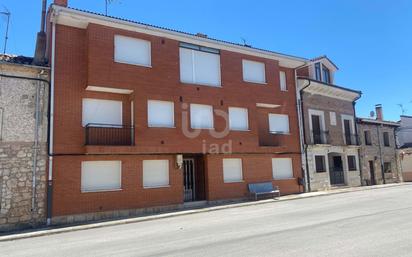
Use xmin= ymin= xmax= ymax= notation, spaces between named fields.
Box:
xmin=179 ymin=43 xmax=221 ymax=87
xmin=190 ymin=104 xmax=214 ymax=129
xmin=81 ymin=161 xmax=122 ymax=192
xmin=242 ymin=60 xmax=266 ymax=84
xmin=268 ymin=114 xmax=290 ymax=134
xmin=228 ymin=107 xmax=249 ymax=131
xmin=279 ymin=71 xmax=287 ymax=91
xmin=223 ymin=158 xmax=243 ymax=183
xmin=82 ymin=99 xmax=122 ymax=127
xmin=143 ymin=160 xmax=170 ymax=188
xmin=147 ymin=100 xmax=174 ymax=128
xmin=114 ymin=35 xmax=151 ymax=67
xmin=272 ymin=158 xmax=293 ymax=180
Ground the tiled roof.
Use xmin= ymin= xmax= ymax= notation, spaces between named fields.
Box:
xmin=357 ymin=117 xmax=400 ymax=127
xmin=0 ymin=54 xmax=34 ymax=65
xmin=310 ymin=55 xmax=339 ymax=70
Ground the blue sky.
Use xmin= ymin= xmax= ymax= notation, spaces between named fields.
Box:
xmin=1 ymin=0 xmax=411 ymax=121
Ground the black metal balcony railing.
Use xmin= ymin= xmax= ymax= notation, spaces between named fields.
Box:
xmin=344 ymin=133 xmax=359 ymax=146
xmin=85 ymin=123 xmax=134 ymax=146
xmin=310 ymin=130 xmax=330 ymax=145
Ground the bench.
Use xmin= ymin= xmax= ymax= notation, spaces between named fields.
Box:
xmin=248 ymin=182 xmax=280 ymax=201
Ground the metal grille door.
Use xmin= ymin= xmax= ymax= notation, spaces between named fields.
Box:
xmin=183 ymin=159 xmax=195 ymax=202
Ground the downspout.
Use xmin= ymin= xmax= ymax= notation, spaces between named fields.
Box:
xmin=296 ymin=77 xmax=312 ymax=192
xmin=376 ymin=125 xmax=386 ymax=184
xmin=353 ymin=100 xmax=363 ymax=186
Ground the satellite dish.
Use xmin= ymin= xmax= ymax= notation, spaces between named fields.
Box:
xmin=370 ymin=111 xmax=375 ymax=118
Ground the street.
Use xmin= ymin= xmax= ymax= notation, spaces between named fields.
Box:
xmin=1 ymin=185 xmax=412 ymax=257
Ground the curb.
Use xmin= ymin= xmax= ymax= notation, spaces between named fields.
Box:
xmin=0 ymin=183 xmax=409 ymax=242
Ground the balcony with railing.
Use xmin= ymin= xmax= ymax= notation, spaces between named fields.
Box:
xmin=85 ymin=123 xmax=134 ymax=146
xmin=310 ymin=130 xmax=330 ymax=145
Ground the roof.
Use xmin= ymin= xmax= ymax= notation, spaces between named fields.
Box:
xmin=310 ymin=55 xmax=339 ymax=70
xmin=356 ymin=117 xmax=400 ymax=127
xmin=51 ymin=5 xmax=308 ymax=68
xmin=400 ymin=143 xmax=412 ymax=149
xmin=0 ymin=54 xmax=34 ymax=65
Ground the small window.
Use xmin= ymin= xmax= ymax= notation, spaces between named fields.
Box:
xmin=364 ymin=130 xmax=372 ymax=145
xmin=82 ymin=98 xmax=122 ymax=127
xmin=383 ymin=162 xmax=392 ymax=173
xmin=348 ymin=155 xmax=357 ymax=171
xmin=315 ymin=156 xmax=326 ymax=173
xmin=279 ymin=71 xmax=287 ymax=91
xmin=190 ymin=104 xmax=214 ymax=129
xmin=143 ymin=160 xmax=169 ymax=188
xmin=179 ymin=43 xmax=221 ymax=87
xmin=329 ymin=112 xmax=337 ymax=126
xmin=242 ymin=60 xmax=266 ymax=84
xmin=268 ymin=114 xmax=290 ymax=134
xmin=228 ymin=107 xmax=249 ymax=131
xmin=81 ymin=161 xmax=121 ymax=192
xmin=315 ymin=63 xmax=321 ymax=81
xmin=322 ymin=65 xmax=330 ymax=83
xmin=223 ymin=158 xmax=243 ymax=183
xmin=383 ymin=132 xmax=390 ymax=147
xmin=114 ymin=35 xmax=151 ymax=67
xmin=147 ymin=100 xmax=174 ymax=128
xmin=272 ymin=158 xmax=293 ymax=180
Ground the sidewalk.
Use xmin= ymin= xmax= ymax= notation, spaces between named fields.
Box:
xmin=0 ymin=183 xmax=408 ymax=242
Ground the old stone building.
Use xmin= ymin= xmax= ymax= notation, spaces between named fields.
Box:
xmin=397 ymin=115 xmax=412 ymax=181
xmin=357 ymin=105 xmax=401 ymax=185
xmin=0 ymin=55 xmax=49 ymax=231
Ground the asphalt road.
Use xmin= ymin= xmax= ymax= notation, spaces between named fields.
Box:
xmin=2 ymin=185 xmax=412 ymax=257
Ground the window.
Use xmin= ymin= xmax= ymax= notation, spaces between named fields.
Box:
xmin=364 ymin=130 xmax=372 ymax=145
xmin=315 ymin=156 xmax=326 ymax=173
xmin=147 ymin=100 xmax=174 ymax=127
xmin=329 ymin=112 xmax=337 ymax=126
xmin=383 ymin=132 xmax=390 ymax=147
xmin=82 ymin=99 xmax=122 ymax=126
xmin=268 ymin=114 xmax=290 ymax=134
xmin=179 ymin=43 xmax=221 ymax=86
xmin=228 ymin=107 xmax=249 ymax=131
xmin=143 ymin=160 xmax=169 ymax=188
xmin=190 ymin=104 xmax=214 ymax=129
xmin=383 ymin=162 xmax=392 ymax=173
xmin=223 ymin=158 xmax=243 ymax=183
xmin=114 ymin=35 xmax=151 ymax=67
xmin=242 ymin=60 xmax=266 ymax=84
xmin=81 ymin=161 xmax=121 ymax=192
xmin=279 ymin=71 xmax=287 ymax=91
xmin=348 ymin=156 xmax=357 ymax=171
xmin=315 ymin=63 xmax=321 ymax=81
xmin=272 ymin=158 xmax=293 ymax=180
xmin=322 ymin=65 xmax=330 ymax=83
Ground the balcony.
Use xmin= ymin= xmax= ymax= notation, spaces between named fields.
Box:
xmin=344 ymin=133 xmax=359 ymax=146
xmin=85 ymin=123 xmax=134 ymax=146
xmin=310 ymin=130 xmax=330 ymax=145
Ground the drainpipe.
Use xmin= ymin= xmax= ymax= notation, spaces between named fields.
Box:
xmin=352 ymin=100 xmax=363 ymax=186
xmin=376 ymin=125 xmax=386 ymax=184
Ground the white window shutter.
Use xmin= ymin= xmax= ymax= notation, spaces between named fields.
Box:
xmin=143 ymin=160 xmax=170 ymax=188
xmin=280 ymin=71 xmax=287 ymax=91
xmin=272 ymin=158 xmax=293 ymax=180
xmin=242 ymin=60 xmax=266 ymax=84
xmin=147 ymin=100 xmax=174 ymax=127
xmin=268 ymin=114 xmax=290 ymax=134
xmin=82 ymin=99 xmax=122 ymax=126
xmin=114 ymin=35 xmax=151 ymax=66
xmin=223 ymin=158 xmax=243 ymax=182
xmin=81 ymin=161 xmax=122 ymax=192
xmin=179 ymin=47 xmax=194 ymax=84
xmin=190 ymin=104 xmax=214 ymax=129
xmin=228 ymin=107 xmax=249 ymax=131
xmin=193 ymin=50 xmax=221 ymax=86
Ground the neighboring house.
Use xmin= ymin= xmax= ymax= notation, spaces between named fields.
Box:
xmin=47 ymin=1 xmax=310 ymax=225
xmin=397 ymin=115 xmax=412 ymax=181
xmin=357 ymin=105 xmax=401 ymax=185
xmin=297 ymin=56 xmax=362 ymax=191
xmin=0 ymin=55 xmax=49 ymax=231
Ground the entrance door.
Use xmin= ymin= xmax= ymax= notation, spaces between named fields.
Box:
xmin=330 ymin=156 xmax=345 ymax=185
xmin=369 ymin=161 xmax=376 ymax=185
xmin=183 ymin=159 xmax=196 ymax=202
xmin=311 ymin=115 xmax=322 ymax=144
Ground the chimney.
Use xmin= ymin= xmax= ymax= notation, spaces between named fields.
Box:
xmin=195 ymin=33 xmax=208 ymax=38
xmin=375 ymin=104 xmax=383 ymax=121
xmin=54 ymin=0 xmax=68 ymax=6
xmin=33 ymin=0 xmax=47 ymax=65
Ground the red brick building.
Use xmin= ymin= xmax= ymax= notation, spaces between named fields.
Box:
xmin=47 ymin=0 xmax=309 ymax=224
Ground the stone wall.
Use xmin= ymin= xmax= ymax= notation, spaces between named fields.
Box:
xmin=0 ymin=62 xmax=49 ymax=232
